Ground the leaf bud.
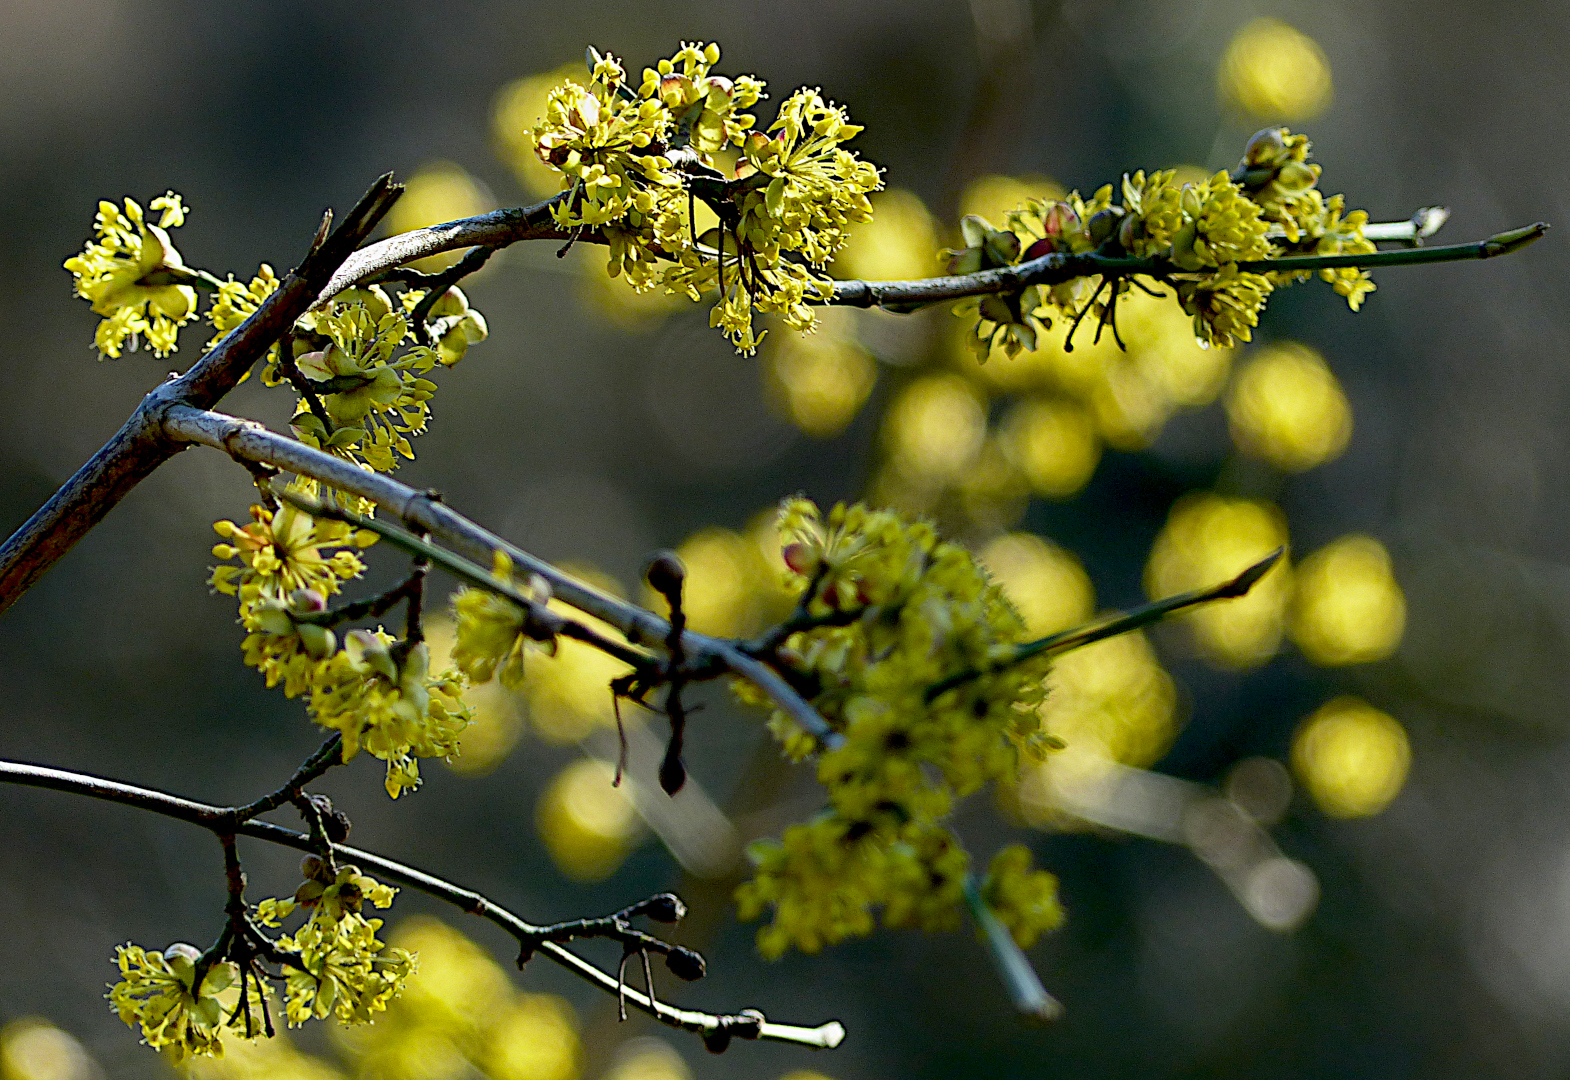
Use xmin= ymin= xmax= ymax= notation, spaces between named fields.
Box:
xmin=658 ymin=750 xmax=687 ymax=795
xmin=664 ymin=944 xmax=707 ymax=981
xmin=702 ymin=1029 xmax=732 ymax=1055
xmin=324 ymin=809 xmax=352 ymax=843
xmin=644 ymin=550 xmax=686 ymax=599
xmin=640 ymin=892 xmax=687 ymax=923
xmin=300 ymin=854 xmax=329 ymax=881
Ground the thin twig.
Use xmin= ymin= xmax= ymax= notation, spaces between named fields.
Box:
xmin=926 ymin=548 xmax=1285 ymax=702
xmin=0 ymin=758 xmax=846 ymax=1050
xmin=161 ymin=406 xmax=837 ymax=743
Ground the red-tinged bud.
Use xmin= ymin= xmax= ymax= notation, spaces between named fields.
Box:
xmin=1023 ymin=236 xmax=1057 ymax=261
xmin=1042 ymin=202 xmax=1078 ymax=237
xmin=781 ymin=542 xmax=819 ymax=575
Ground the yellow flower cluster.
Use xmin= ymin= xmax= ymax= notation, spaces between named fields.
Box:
xmin=66 ymin=195 xmax=488 ymax=471
xmin=289 ymin=287 xmax=449 ymax=473
xmin=734 ymin=498 xmax=1063 ymax=954
xmin=64 ymin=193 xmax=199 ymax=358
xmin=308 ymin=631 xmax=470 ymax=798
xmin=528 ymin=43 xmax=880 ymax=352
xmin=211 ymin=490 xmax=471 ymax=798
xmin=949 ymin=127 xmax=1374 ymax=354
xmin=106 ymin=942 xmax=239 ymax=1062
xmin=979 ymin=845 xmax=1064 ymax=948
xmin=256 ymin=860 xmax=415 ymax=1027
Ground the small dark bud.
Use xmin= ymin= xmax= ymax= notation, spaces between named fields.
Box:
xmin=1087 ymin=207 xmax=1124 ymax=246
xmin=324 ymin=810 xmax=352 ymax=843
xmin=516 ymin=942 xmax=535 ymax=969
xmin=664 ymin=944 xmax=706 ymax=982
xmin=702 ymin=1029 xmax=732 ymax=1055
xmin=644 ymin=550 xmax=686 ymax=599
xmin=642 ymin=893 xmax=686 ymax=923
xmin=733 ymin=1009 xmax=765 ymax=1040
xmin=658 ymin=752 xmax=687 ymax=796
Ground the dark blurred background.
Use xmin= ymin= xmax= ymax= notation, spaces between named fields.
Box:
xmin=2 ymin=2 xmax=1569 ymax=1079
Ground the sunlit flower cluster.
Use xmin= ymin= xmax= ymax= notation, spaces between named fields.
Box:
xmin=733 ymin=498 xmax=1064 ymax=954
xmin=256 ymin=861 xmax=415 ymax=1027
xmin=64 ymin=193 xmax=199 ymax=358
xmin=527 ymin=42 xmax=880 ymax=352
xmin=945 ymin=127 xmax=1373 ymax=355
xmin=211 ymin=490 xmax=471 ymax=798
xmin=107 ymin=943 xmax=240 ymax=1062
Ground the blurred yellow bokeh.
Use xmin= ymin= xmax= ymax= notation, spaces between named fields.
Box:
xmin=1042 ymin=630 xmax=1178 ymax=768
xmin=385 ymin=161 xmax=494 ymax=273
xmin=998 ymin=396 xmax=1101 ymax=497
xmin=1219 ymin=18 xmax=1333 ymax=121
xmin=1227 ymin=341 xmax=1352 ymax=472
xmin=882 ymin=374 xmax=987 ymax=486
xmin=537 ymin=758 xmax=642 ymax=881
xmin=1145 ymin=493 xmax=1293 ymax=667
xmin=958 ymin=173 xmax=1066 ymax=228
xmin=765 ymin=324 xmax=878 ymax=438
xmin=0 ymin=1019 xmax=99 ymax=1080
xmin=492 ymin=64 xmax=582 ymax=197
xmin=1290 ymin=535 xmax=1406 ymax=665
xmin=834 ymin=189 xmax=938 ymax=281
xmin=980 ymin=532 xmax=1094 ymax=638
xmin=1292 ymin=697 xmax=1410 ymax=817
xmin=425 ymin=615 xmax=527 ymax=774
xmin=603 ymin=1039 xmax=690 ymax=1080
xmin=332 ymin=916 xmax=581 ymax=1080
xmin=954 ymin=437 xmax=1030 ymax=531
xmin=578 ymin=262 xmax=690 ymax=331
xmin=191 ymin=1029 xmax=343 ymax=1080
xmin=480 ymin=996 xmax=581 ymax=1080
xmin=1118 ymin=286 xmax=1232 ymax=408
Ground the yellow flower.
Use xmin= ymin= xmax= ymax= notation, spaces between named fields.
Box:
xmin=64 ymin=193 xmax=201 ymax=358
xmin=107 ymin=943 xmax=239 ymax=1062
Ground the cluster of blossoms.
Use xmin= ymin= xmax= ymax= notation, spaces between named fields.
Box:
xmin=255 ymin=858 xmax=414 ymax=1026
xmin=63 ymin=193 xmax=203 ymax=357
xmin=106 ymin=860 xmax=416 ymax=1062
xmin=949 ymin=127 xmax=1376 ymax=356
xmin=66 ymin=200 xmax=488 ymax=475
xmin=107 ymin=943 xmax=240 ymax=1062
xmin=211 ymin=485 xmax=472 ymax=798
xmin=448 ymin=554 xmax=560 ymax=690
xmin=733 ymin=498 xmax=1064 ymax=955
xmin=529 ymin=42 xmax=880 ymax=352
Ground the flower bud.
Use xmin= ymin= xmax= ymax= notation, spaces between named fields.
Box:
xmin=1087 ymin=206 xmax=1124 ymax=246
xmin=300 ymin=854 xmax=329 ymax=881
xmin=658 ymin=750 xmax=686 ymax=796
xmin=1022 ymin=236 xmax=1058 ymax=261
xmin=324 ymin=809 xmax=352 ymax=843
xmin=287 ymin=588 xmax=327 ymax=615
xmin=781 ymin=542 xmax=819 ymax=576
xmin=1243 ymin=127 xmax=1288 ymax=168
xmin=664 ymin=944 xmax=706 ymax=981
xmin=164 ymin=943 xmax=201 ymax=968
xmin=296 ymin=622 xmax=336 ymax=660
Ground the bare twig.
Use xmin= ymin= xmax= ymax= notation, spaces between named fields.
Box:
xmin=161 ymin=406 xmax=837 ymax=743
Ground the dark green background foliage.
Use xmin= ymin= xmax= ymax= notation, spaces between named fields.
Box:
xmin=0 ymin=2 xmax=1565 ymax=1078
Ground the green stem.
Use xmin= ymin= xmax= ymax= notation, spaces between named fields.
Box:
xmin=926 ymin=548 xmax=1284 ymax=702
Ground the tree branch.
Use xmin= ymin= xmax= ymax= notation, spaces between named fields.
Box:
xmin=0 ymin=758 xmax=846 ymax=1050
xmin=160 ymin=405 xmax=837 ymax=744
xmin=0 ymin=175 xmax=405 ymax=616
